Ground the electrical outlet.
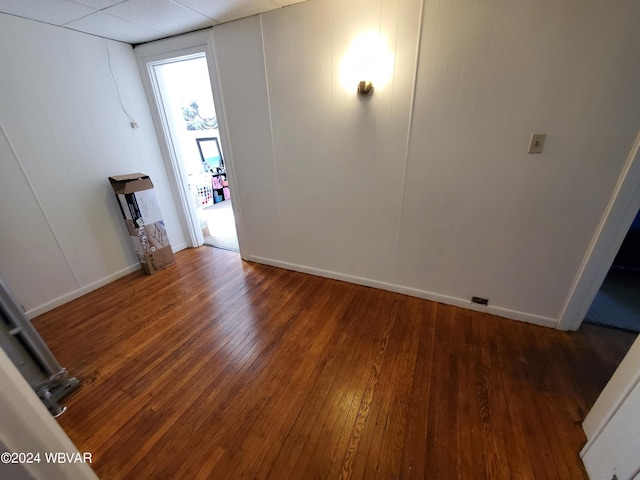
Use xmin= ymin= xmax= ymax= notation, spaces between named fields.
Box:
xmin=528 ymin=133 xmax=546 ymax=154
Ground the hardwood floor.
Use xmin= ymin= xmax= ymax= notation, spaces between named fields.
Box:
xmin=32 ymin=247 xmax=636 ymax=479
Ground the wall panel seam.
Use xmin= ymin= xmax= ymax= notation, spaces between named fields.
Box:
xmin=259 ymin=14 xmax=284 ymax=247
xmin=0 ymin=121 xmax=81 ymax=289
xmin=392 ymin=0 xmax=427 ymax=283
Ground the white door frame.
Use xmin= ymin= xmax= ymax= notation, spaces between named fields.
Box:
xmin=581 ymin=335 xmax=640 ymax=479
xmin=0 ymin=348 xmax=98 ymax=480
xmin=134 ymin=30 xmax=246 ymax=256
xmin=557 ymin=129 xmax=640 ymax=330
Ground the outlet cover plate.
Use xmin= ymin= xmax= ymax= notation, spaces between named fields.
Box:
xmin=528 ymin=133 xmax=546 ymax=154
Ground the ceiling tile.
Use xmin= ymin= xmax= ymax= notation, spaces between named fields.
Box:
xmin=0 ymin=0 xmax=96 ymax=24
xmin=70 ymin=0 xmax=125 ymax=9
xmin=104 ymin=0 xmax=215 ymax=34
xmin=174 ymin=0 xmax=280 ymax=24
xmin=65 ymin=10 xmax=166 ymax=43
xmin=0 ymin=0 xmax=311 ymax=44
xmin=273 ymin=0 xmax=306 ymax=6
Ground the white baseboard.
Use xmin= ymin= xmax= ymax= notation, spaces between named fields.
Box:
xmin=26 ymin=242 xmax=189 ymax=319
xmin=246 ymin=255 xmax=558 ymax=329
xmin=26 ymin=263 xmax=141 ymax=319
xmin=172 ymin=242 xmax=188 ymax=252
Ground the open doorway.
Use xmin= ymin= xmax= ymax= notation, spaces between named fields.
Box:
xmin=558 ymin=132 xmax=640 ymax=332
xmin=148 ymin=53 xmax=239 ymax=252
xmin=584 ymin=209 xmax=640 ymax=332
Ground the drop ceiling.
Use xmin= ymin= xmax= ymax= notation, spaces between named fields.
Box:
xmin=0 ymin=0 xmax=306 ymax=45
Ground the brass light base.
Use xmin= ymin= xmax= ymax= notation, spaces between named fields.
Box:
xmin=357 ymin=80 xmax=374 ymax=96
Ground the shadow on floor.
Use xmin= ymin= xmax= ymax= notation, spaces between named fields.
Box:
xmin=584 ymin=267 xmax=640 ymax=333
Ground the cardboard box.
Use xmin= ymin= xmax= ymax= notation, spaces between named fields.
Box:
xmin=109 ymin=173 xmax=175 ymax=274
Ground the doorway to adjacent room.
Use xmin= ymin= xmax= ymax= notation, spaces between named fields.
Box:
xmin=584 ymin=209 xmax=640 ymax=332
xmin=146 ymin=51 xmax=239 ymax=252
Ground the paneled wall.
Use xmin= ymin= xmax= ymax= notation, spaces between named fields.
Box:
xmin=2 ymin=0 xmax=639 ymax=325
xmin=212 ymin=0 xmax=640 ymax=327
xmin=397 ymin=0 xmax=640 ymax=320
xmin=0 ymin=14 xmax=186 ymax=316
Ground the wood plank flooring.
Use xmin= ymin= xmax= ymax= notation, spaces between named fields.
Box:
xmin=32 ymin=247 xmax=636 ymax=479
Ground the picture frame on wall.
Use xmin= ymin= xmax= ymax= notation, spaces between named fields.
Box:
xmin=196 ymin=137 xmax=224 ymax=172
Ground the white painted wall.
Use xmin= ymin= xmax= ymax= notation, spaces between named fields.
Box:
xmin=2 ymin=0 xmax=640 ymax=327
xmin=211 ymin=0 xmax=640 ymax=327
xmin=0 ymin=14 xmax=187 ymax=317
xmin=398 ymin=0 xmax=640 ymax=322
xmin=212 ymin=17 xmax=280 ymax=260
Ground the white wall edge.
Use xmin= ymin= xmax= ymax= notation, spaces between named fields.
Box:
xmin=247 ymin=255 xmax=558 ymax=329
xmin=208 ymin=27 xmax=250 ymax=259
xmin=0 ymin=348 xmax=99 ymax=480
xmin=581 ymin=335 xmax=640 ymax=450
